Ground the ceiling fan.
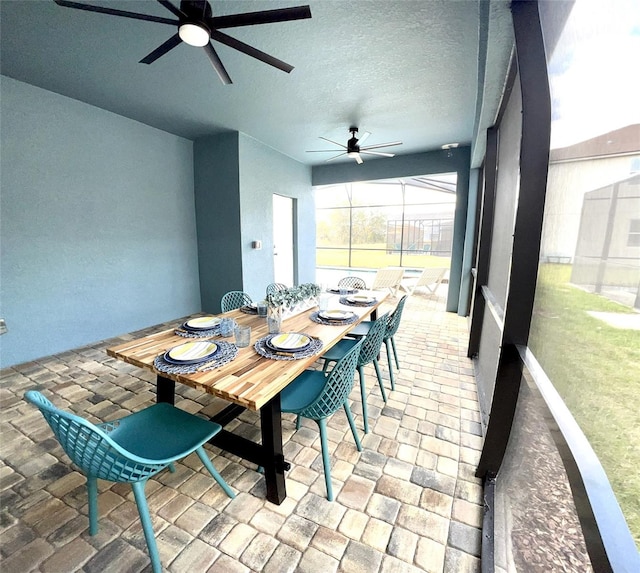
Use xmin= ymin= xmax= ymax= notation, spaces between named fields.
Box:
xmin=307 ymin=127 xmax=402 ymax=164
xmin=53 ymin=0 xmax=312 ymax=85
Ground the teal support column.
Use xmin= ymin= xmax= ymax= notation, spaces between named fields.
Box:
xmin=193 ymin=133 xmax=243 ymax=314
xmin=458 ymin=168 xmax=480 ymax=316
xmin=446 ymin=149 xmax=470 ymax=313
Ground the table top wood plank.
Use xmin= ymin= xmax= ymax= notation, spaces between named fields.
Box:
xmin=107 ymin=292 xmax=387 ymax=411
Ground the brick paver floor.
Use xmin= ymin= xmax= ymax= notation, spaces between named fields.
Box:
xmin=0 ymin=289 xmax=483 ymax=572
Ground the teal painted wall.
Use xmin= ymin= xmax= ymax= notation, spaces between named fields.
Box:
xmin=312 ymin=148 xmax=472 ymax=314
xmin=0 ymin=77 xmax=200 ymax=367
xmin=238 ymin=134 xmax=314 ymax=298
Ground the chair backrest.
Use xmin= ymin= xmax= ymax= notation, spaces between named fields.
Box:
xmin=298 ymin=338 xmax=363 ymax=421
xmin=358 ymin=313 xmax=389 ymax=366
xmin=415 ymin=267 xmax=446 ymax=287
xmin=337 ymin=277 xmax=367 ymax=290
xmin=221 ymin=291 xmax=252 ymax=312
xmin=24 ymin=391 xmax=165 ymax=483
xmin=386 ymin=295 xmax=408 ymax=338
xmin=266 ymin=283 xmax=288 ymax=296
xmin=371 ymin=267 xmax=405 ymax=290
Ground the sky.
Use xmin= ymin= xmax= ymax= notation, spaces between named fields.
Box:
xmin=547 ymin=0 xmax=640 ymax=149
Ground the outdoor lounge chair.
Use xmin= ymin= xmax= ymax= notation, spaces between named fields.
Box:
xmin=401 ymin=267 xmax=448 ymax=295
xmin=370 ymin=267 xmax=405 ymax=296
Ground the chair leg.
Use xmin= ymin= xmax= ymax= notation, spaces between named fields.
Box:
xmin=385 ymin=338 xmax=396 ymax=390
xmin=86 ymin=476 xmax=99 ymax=536
xmin=357 ymin=366 xmax=369 ymax=434
xmin=295 ymin=414 xmax=302 ymax=430
xmin=343 ymin=402 xmax=362 ymax=451
xmin=131 ymin=479 xmax=162 ymax=573
xmin=195 ymin=446 xmax=235 ymax=499
xmin=390 ymin=336 xmax=400 ymax=371
xmin=373 ymin=358 xmax=388 ymax=403
xmin=316 ymin=418 xmax=334 ymax=501
xmin=168 ymin=462 xmax=176 ymax=473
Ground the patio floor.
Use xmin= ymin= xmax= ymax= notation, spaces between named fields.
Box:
xmin=0 ymin=288 xmax=483 ymax=573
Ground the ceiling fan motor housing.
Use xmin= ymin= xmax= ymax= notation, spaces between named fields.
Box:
xmin=347 ymin=127 xmax=360 ymax=152
xmin=181 ymin=0 xmax=212 ymax=19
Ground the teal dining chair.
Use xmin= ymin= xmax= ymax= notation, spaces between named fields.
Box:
xmin=337 ymin=276 xmax=367 ymax=290
xmin=320 ymin=313 xmax=389 ymax=434
xmin=266 ymin=282 xmax=288 ymax=296
xmin=348 ymin=295 xmax=408 ymax=390
xmin=24 ymin=391 xmax=235 ymax=573
xmin=221 ymin=290 xmax=252 ymax=312
xmin=281 ymin=338 xmax=363 ymax=501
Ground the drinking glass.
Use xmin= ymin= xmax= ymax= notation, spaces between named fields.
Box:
xmin=257 ymin=300 xmax=268 ymax=317
xmin=220 ymin=318 xmax=236 ymax=337
xmin=319 ymin=293 xmax=331 ymax=311
xmin=234 ymin=325 xmax=251 ymax=347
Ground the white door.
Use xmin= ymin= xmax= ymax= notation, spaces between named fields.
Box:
xmin=273 ymin=195 xmax=294 ymax=285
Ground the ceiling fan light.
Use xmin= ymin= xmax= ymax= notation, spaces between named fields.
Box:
xmin=347 ymin=151 xmax=358 ymax=158
xmin=179 ymin=23 xmax=210 ymax=47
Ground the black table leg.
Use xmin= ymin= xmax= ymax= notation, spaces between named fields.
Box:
xmin=260 ymin=394 xmax=288 ymax=505
xmin=156 ymin=375 xmax=175 ymax=404
xmin=156 ymin=375 xmax=288 ymax=504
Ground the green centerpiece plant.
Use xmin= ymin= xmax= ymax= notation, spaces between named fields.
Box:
xmin=266 ymin=284 xmax=321 ymax=331
xmin=266 ymin=283 xmax=321 ymax=309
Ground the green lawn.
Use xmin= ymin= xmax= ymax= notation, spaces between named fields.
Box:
xmin=529 ymin=264 xmax=640 ymax=549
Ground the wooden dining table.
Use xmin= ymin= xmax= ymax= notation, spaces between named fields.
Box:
xmin=106 ymin=291 xmax=388 ymax=505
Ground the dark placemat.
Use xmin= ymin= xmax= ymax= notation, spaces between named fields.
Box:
xmin=153 ymin=340 xmax=238 ymax=374
xmin=309 ymin=310 xmax=358 ymax=326
xmin=339 ymin=296 xmax=377 ymax=307
xmin=254 ymin=334 xmax=323 ymax=361
xmin=175 ymin=325 xmax=221 ymax=338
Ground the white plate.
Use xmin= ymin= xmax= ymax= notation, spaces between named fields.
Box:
xmin=319 ymin=310 xmax=354 ymax=320
xmin=185 ymin=316 xmax=221 ymax=330
xmin=347 ymin=295 xmax=376 ymax=303
xmin=268 ymin=332 xmax=311 ymax=351
xmin=167 ymin=340 xmax=218 ymax=362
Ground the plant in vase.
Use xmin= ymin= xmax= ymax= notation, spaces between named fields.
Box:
xmin=266 ymin=283 xmax=322 ymax=328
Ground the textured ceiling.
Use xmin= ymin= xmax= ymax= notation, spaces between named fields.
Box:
xmin=0 ymin=0 xmax=514 ymax=166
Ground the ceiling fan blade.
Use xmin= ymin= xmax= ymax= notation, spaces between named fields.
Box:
xmin=209 ymin=6 xmax=312 ymax=29
xmin=360 ymin=141 xmax=403 ymax=151
xmin=325 ymin=153 xmax=347 ymax=162
xmin=360 ymin=150 xmax=396 ymax=158
xmin=319 ymin=137 xmax=347 ymax=149
xmin=140 ymin=33 xmax=182 ymax=64
xmin=156 ymin=0 xmax=185 ymax=19
xmin=354 ymin=153 xmax=364 ymax=165
xmin=203 ymin=42 xmax=233 ymax=85
xmin=356 ymin=131 xmax=371 ymax=146
xmin=306 ymin=150 xmax=344 ymax=153
xmin=53 ymin=0 xmax=178 ymax=25
xmin=210 ymin=30 xmax=293 ymax=73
